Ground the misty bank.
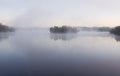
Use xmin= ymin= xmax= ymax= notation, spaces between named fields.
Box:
xmin=0 ymin=23 xmax=14 ymax=32
xmin=110 ymin=26 xmax=120 ymax=35
xmin=50 ymin=26 xmax=78 ymax=33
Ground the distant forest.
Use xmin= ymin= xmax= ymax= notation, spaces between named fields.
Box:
xmin=0 ymin=23 xmax=14 ymax=32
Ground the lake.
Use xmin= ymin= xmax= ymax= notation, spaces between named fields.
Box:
xmin=0 ymin=29 xmax=120 ymax=76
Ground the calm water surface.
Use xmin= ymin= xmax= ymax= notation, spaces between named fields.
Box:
xmin=0 ymin=29 xmax=120 ymax=76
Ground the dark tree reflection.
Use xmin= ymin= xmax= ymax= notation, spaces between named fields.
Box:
xmin=0 ymin=32 xmax=14 ymax=41
xmin=112 ymin=35 xmax=120 ymax=42
xmin=50 ymin=33 xmax=77 ymax=41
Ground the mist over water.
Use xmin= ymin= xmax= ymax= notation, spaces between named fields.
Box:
xmin=0 ymin=28 xmax=120 ymax=76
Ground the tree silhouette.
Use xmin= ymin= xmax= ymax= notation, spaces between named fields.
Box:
xmin=110 ymin=26 xmax=120 ymax=35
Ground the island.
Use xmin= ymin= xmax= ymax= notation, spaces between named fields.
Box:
xmin=110 ymin=26 xmax=120 ymax=35
xmin=0 ymin=23 xmax=14 ymax=32
xmin=50 ymin=26 xmax=78 ymax=33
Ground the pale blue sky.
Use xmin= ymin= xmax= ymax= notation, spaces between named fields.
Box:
xmin=0 ymin=0 xmax=120 ymax=27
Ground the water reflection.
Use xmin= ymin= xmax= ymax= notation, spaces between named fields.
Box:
xmin=1 ymin=30 xmax=120 ymax=76
xmin=0 ymin=32 xmax=14 ymax=41
xmin=112 ymin=35 xmax=120 ymax=42
xmin=50 ymin=32 xmax=110 ymax=41
xmin=50 ymin=33 xmax=77 ymax=41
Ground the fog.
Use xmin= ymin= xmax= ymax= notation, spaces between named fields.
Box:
xmin=1 ymin=0 xmax=120 ymax=75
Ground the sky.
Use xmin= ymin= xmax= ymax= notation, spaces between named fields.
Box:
xmin=0 ymin=0 xmax=120 ymax=28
